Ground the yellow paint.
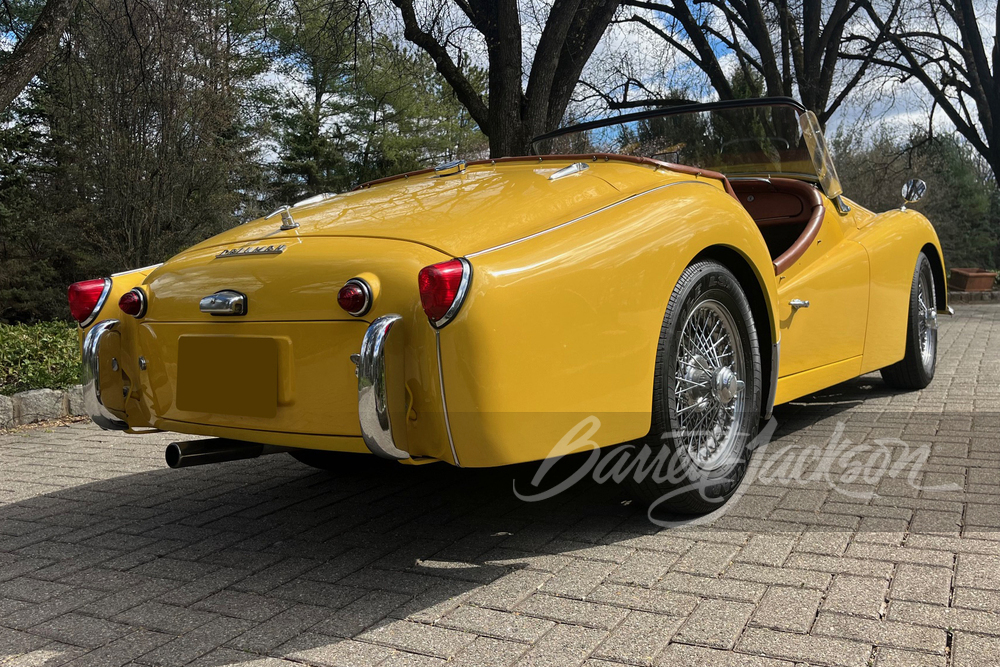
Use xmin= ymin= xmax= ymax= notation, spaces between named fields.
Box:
xmin=79 ymin=158 xmax=945 ymax=467
xmin=774 ymin=355 xmax=864 ymax=404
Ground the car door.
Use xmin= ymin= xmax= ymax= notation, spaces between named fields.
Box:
xmin=776 ymin=201 xmax=870 ymax=378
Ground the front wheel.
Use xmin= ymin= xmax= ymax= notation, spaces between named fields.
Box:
xmin=627 ymin=260 xmax=762 ymax=515
xmin=880 ymin=252 xmax=937 ymax=390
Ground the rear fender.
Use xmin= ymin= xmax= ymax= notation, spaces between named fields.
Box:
xmin=440 ymin=180 xmax=778 ymax=467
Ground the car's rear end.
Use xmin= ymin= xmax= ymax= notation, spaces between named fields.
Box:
xmin=69 ymin=156 xmax=715 ymax=468
xmin=73 ymin=233 xmax=461 ymax=463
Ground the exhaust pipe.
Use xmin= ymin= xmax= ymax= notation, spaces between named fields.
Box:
xmin=165 ymin=438 xmax=281 ymax=469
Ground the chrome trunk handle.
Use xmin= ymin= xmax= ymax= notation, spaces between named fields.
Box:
xmin=200 ymin=290 xmax=247 ymax=316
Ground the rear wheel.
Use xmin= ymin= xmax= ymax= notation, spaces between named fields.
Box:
xmin=627 ymin=260 xmax=762 ymax=515
xmin=880 ymin=253 xmax=937 ymax=390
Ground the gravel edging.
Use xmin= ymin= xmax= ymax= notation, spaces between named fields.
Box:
xmin=0 ymin=385 xmax=85 ymax=429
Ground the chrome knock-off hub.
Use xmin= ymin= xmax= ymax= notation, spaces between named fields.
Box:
xmin=714 ymin=366 xmax=743 ymax=405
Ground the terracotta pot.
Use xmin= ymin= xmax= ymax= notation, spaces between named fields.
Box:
xmin=950 ymin=268 xmax=998 ymax=292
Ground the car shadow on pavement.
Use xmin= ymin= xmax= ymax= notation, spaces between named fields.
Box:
xmin=0 ymin=372 xmax=979 ymax=665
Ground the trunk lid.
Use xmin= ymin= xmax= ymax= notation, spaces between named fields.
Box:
xmin=181 ymin=159 xmax=672 ymax=258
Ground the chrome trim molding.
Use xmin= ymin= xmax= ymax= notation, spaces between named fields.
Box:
xmin=549 ymin=162 xmax=589 ymax=180
xmin=342 ymin=278 xmax=373 ymax=317
xmin=112 ymin=263 xmax=162 ymax=278
xmin=79 ymin=278 xmax=112 ymax=328
xmin=763 ymin=341 xmax=779 ymax=420
xmin=432 ymin=258 xmax=472 ymax=329
xmin=82 ymin=319 xmax=129 ymax=431
xmin=435 ymin=331 xmax=461 ymax=466
xmin=358 ymin=314 xmax=410 ymax=460
xmin=467 ymin=180 xmax=715 ymax=258
xmin=200 ymin=290 xmax=247 ymax=316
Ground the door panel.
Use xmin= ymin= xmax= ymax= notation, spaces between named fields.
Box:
xmin=776 ymin=210 xmax=870 ymax=377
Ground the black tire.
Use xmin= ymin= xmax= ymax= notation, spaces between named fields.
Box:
xmin=880 ymin=253 xmax=937 ymax=390
xmin=626 ymin=260 xmax=762 ymax=515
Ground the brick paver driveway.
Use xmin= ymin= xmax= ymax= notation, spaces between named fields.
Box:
xmin=2 ymin=305 xmax=999 ymax=667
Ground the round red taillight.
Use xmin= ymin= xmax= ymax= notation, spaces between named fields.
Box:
xmin=67 ymin=278 xmax=111 ymax=326
xmin=338 ymin=279 xmax=371 ymax=316
xmin=118 ymin=288 xmax=147 ymax=318
xmin=418 ymin=258 xmax=471 ymax=327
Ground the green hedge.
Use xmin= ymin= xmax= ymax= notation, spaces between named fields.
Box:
xmin=0 ymin=322 xmax=82 ymax=396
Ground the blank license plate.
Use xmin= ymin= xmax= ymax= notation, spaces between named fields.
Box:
xmin=175 ymin=336 xmax=278 ymax=418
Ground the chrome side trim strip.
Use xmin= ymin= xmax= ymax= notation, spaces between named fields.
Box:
xmin=435 ymin=331 xmax=461 ymax=466
xmin=466 ymin=180 xmax=716 ymax=258
xmin=763 ymin=341 xmax=779 ymax=420
xmin=112 ymin=263 xmax=162 ymax=278
xmin=358 ymin=314 xmax=410 ymax=460
xmin=82 ymin=319 xmax=128 ymax=431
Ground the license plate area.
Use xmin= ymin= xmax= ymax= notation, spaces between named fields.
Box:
xmin=175 ymin=336 xmax=278 ymax=417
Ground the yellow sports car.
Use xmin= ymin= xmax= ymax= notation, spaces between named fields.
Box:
xmin=70 ymin=98 xmax=948 ymax=512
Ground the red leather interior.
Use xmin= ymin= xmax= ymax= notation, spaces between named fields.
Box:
xmin=731 ymin=178 xmax=824 ymax=274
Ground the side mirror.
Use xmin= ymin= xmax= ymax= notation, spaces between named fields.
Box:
xmin=902 ymin=178 xmax=927 ymax=206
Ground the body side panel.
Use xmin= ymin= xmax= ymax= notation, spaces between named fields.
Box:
xmin=440 ymin=181 xmax=779 ymax=467
xmin=774 ymin=200 xmax=871 ymax=378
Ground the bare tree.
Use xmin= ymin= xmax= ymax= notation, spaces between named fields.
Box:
xmin=846 ymin=0 xmax=1000 ymax=182
xmin=389 ymin=0 xmax=621 ymax=156
xmin=617 ymin=0 xmax=877 ymax=125
xmin=0 ymin=0 xmax=81 ymax=110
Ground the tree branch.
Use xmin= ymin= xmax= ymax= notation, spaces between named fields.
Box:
xmin=389 ymin=0 xmax=489 ymax=133
xmin=0 ymin=0 xmax=82 ymax=110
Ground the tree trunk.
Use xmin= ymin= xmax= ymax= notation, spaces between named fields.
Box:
xmin=0 ymin=0 xmax=82 ymax=110
xmin=481 ymin=1 xmax=527 ymax=157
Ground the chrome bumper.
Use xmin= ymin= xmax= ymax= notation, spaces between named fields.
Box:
xmin=82 ymin=319 xmax=128 ymax=431
xmin=357 ymin=314 xmax=410 ymax=460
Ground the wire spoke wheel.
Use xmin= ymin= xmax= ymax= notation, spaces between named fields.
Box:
xmin=672 ymin=299 xmax=746 ymax=471
xmin=627 ymin=260 xmax=761 ymax=514
xmin=916 ymin=268 xmax=937 ymax=371
xmin=880 ymin=252 xmax=938 ymax=391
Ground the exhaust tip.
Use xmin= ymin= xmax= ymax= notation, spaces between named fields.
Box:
xmin=165 ymin=442 xmax=182 ymax=468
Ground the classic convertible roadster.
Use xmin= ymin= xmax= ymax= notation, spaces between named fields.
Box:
xmin=70 ymin=98 xmax=948 ymax=512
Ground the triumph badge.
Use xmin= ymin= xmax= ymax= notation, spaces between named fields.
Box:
xmin=216 ymin=244 xmax=286 ymax=258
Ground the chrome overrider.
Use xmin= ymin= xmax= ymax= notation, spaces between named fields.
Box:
xmin=357 ymin=314 xmax=410 ymax=460
xmin=82 ymin=319 xmax=129 ymax=431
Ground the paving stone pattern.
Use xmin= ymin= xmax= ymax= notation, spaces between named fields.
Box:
xmin=1 ymin=305 xmax=999 ymax=666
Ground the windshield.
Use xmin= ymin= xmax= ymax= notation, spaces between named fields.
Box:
xmin=532 ymin=101 xmax=817 ymax=180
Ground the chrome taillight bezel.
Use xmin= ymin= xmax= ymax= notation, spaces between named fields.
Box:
xmin=340 ymin=278 xmax=373 ymax=317
xmin=120 ymin=287 xmax=148 ymax=319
